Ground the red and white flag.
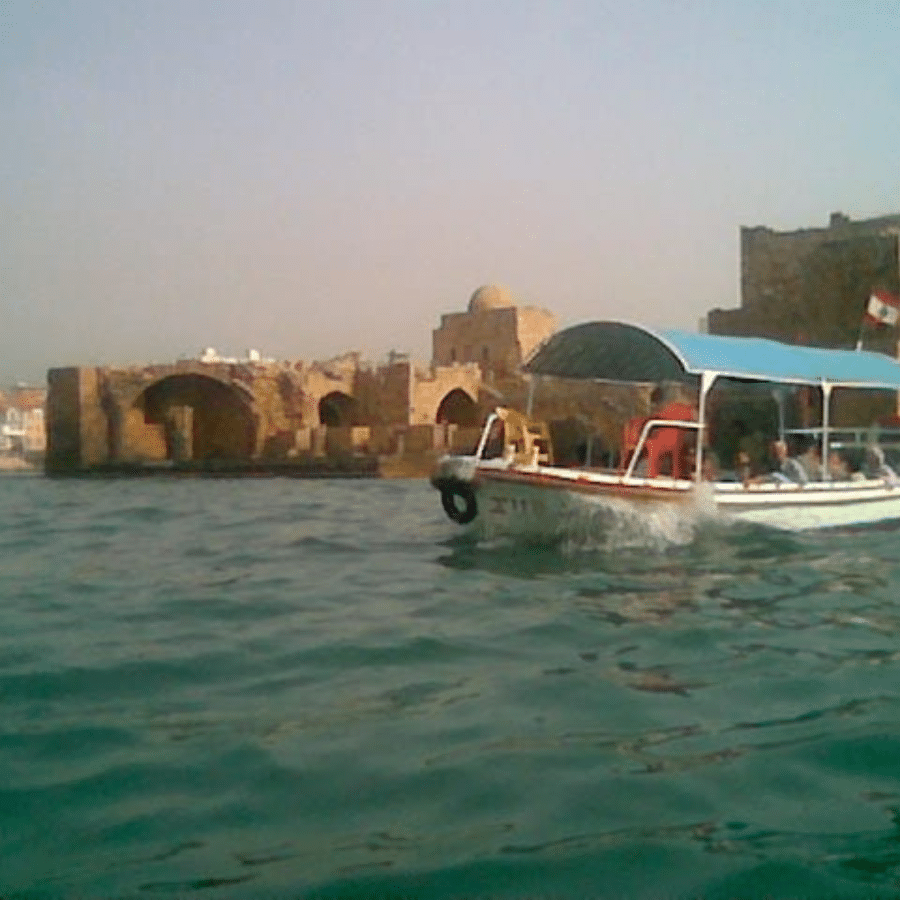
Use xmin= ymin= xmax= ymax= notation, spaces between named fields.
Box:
xmin=866 ymin=290 xmax=900 ymax=327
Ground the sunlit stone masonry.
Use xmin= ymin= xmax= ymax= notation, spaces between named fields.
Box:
xmin=45 ymin=285 xmax=558 ymax=475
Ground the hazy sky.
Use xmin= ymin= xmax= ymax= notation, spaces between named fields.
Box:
xmin=2 ymin=1 xmax=899 ymax=384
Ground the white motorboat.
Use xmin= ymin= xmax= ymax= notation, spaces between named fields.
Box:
xmin=431 ymin=322 xmax=900 ymax=537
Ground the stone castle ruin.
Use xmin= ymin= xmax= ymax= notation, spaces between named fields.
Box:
xmin=45 ymin=285 xmax=558 ymax=474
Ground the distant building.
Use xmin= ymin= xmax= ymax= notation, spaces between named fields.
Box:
xmin=708 ymin=211 xmax=900 ymax=352
xmin=0 ymin=386 xmax=46 ymax=459
xmin=432 ymin=284 xmax=556 ymax=379
xmin=191 ymin=347 xmax=274 ymax=364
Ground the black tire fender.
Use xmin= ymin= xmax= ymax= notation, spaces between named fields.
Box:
xmin=440 ymin=482 xmax=478 ymax=524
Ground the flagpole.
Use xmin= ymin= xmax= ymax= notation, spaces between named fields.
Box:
xmin=856 ymin=296 xmax=869 ymax=350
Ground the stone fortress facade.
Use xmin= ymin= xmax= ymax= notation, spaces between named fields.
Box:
xmin=45 ymin=285 xmax=557 ymax=473
xmin=708 ymin=211 xmax=900 ymax=352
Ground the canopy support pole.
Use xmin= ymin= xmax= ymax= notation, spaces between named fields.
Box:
xmin=821 ymin=381 xmax=833 ymax=481
xmin=696 ymin=371 xmax=717 ymax=482
xmin=772 ymin=388 xmax=786 ymax=440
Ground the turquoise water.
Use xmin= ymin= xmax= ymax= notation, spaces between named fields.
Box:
xmin=4 ymin=475 xmax=900 ymax=898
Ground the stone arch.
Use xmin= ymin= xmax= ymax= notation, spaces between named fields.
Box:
xmin=435 ymin=388 xmax=479 ymax=427
xmin=135 ymin=373 xmax=256 ymax=461
xmin=318 ymin=391 xmax=359 ymax=427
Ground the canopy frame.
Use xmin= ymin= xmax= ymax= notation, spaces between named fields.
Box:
xmin=523 ymin=321 xmax=900 ymax=483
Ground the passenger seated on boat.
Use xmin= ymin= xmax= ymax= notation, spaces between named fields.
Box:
xmin=796 ymin=440 xmax=824 ymax=481
xmin=828 ymin=450 xmax=851 ymax=480
xmin=680 ymin=441 xmax=696 ymax=479
xmin=736 ymin=451 xmax=752 ymax=486
xmin=680 ymin=441 xmax=719 ymax=481
xmin=768 ymin=439 xmax=808 ymax=484
xmin=863 ymin=445 xmax=899 ymax=485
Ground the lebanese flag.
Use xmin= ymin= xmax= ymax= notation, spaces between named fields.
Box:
xmin=866 ymin=290 xmax=900 ymax=327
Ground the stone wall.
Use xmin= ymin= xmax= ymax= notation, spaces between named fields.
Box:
xmin=46 ymin=368 xmax=83 ymax=468
xmin=709 ymin=212 xmax=900 ymax=351
xmin=46 ymin=367 xmax=110 ymax=469
xmin=410 ymin=363 xmax=482 ymax=425
xmin=353 ymin=361 xmax=412 ymax=425
xmin=45 ymin=352 xmax=502 ymax=473
xmin=120 ymin=404 xmax=167 ymax=463
xmin=515 ymin=307 xmax=558 ymax=365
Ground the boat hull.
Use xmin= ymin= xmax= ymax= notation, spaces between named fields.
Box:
xmin=433 ymin=455 xmax=900 ymax=537
xmin=714 ymin=479 xmax=900 ymax=530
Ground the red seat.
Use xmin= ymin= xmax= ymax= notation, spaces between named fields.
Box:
xmin=623 ymin=401 xmax=697 ymax=478
xmin=645 ymin=427 xmax=684 ymax=477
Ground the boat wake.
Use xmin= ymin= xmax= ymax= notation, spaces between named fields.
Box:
xmin=562 ymin=486 xmax=724 ymax=552
xmin=475 ymin=484 xmax=729 ymax=553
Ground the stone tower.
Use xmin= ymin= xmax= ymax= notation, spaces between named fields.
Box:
xmin=708 ymin=212 xmax=900 ymax=352
xmin=431 ymin=284 xmax=556 ymax=380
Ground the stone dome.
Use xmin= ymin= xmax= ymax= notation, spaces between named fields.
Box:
xmin=467 ymin=284 xmax=517 ymax=314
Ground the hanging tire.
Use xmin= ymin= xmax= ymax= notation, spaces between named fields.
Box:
xmin=440 ymin=482 xmax=478 ymax=524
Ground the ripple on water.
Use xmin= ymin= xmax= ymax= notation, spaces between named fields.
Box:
xmin=2 ymin=478 xmax=900 ymax=897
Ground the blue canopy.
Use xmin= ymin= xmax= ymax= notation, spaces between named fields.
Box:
xmin=524 ymin=321 xmax=900 ymax=390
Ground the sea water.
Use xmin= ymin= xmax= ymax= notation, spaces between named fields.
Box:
xmin=4 ymin=474 xmax=900 ymax=899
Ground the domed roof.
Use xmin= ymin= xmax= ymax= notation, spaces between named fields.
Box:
xmin=468 ymin=284 xmax=516 ymax=314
